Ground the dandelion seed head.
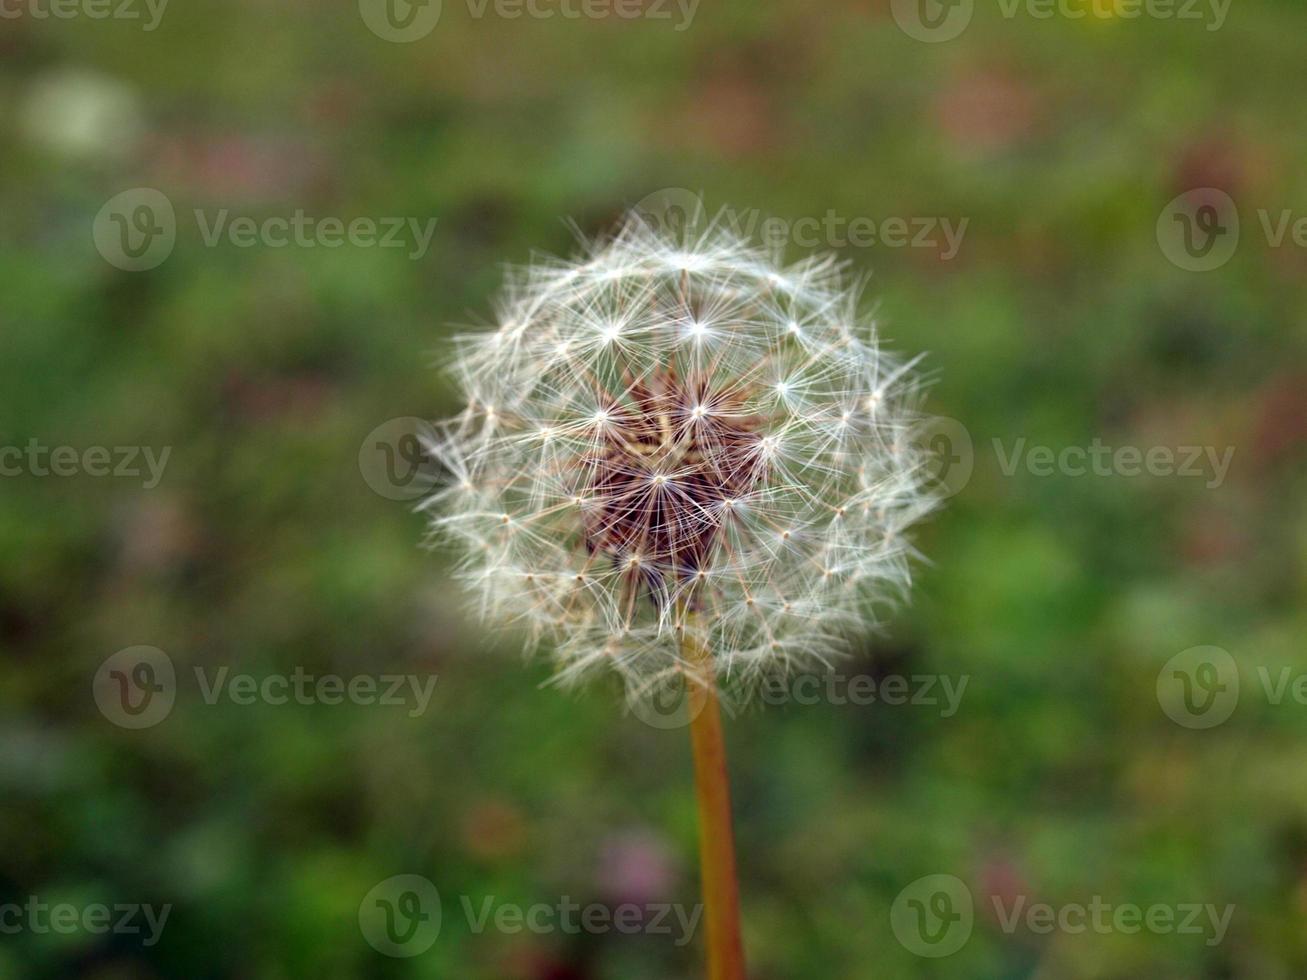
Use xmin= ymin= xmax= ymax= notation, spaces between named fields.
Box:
xmin=426 ymin=210 xmax=937 ymax=698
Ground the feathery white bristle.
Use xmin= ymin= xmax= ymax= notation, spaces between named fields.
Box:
xmin=426 ymin=211 xmax=938 ymax=701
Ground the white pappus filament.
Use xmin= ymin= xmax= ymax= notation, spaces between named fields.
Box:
xmin=423 ymin=211 xmax=938 ymax=702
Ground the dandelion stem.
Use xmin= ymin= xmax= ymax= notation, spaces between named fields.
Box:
xmin=681 ymin=614 xmax=747 ymax=980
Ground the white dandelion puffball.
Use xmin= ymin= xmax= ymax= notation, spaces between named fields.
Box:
xmin=425 ymin=212 xmax=937 ymax=700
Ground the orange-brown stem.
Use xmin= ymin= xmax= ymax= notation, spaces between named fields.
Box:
xmin=681 ymin=621 xmax=747 ymax=980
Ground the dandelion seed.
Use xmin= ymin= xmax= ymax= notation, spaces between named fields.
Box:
xmin=426 ymin=211 xmax=936 ymax=699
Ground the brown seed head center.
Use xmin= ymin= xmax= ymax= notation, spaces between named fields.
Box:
xmin=582 ymin=367 xmax=766 ymax=600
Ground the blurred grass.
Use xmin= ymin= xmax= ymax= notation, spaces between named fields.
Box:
xmin=3 ymin=0 xmax=1307 ymax=977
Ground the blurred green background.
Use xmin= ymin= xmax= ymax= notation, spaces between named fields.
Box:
xmin=3 ymin=0 xmax=1306 ymax=977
